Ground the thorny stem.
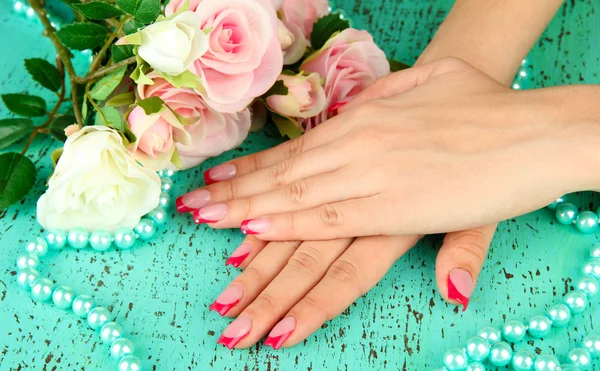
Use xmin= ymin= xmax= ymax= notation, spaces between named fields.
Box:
xmin=89 ymin=15 xmax=131 ymax=73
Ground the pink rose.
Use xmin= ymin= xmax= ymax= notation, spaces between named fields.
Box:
xmin=300 ymin=28 xmax=390 ymax=130
xmin=191 ymin=0 xmax=283 ymax=113
xmin=278 ymin=0 xmax=328 ymax=64
xmin=266 ymin=72 xmax=326 ymax=118
xmin=134 ymin=75 xmax=251 ymax=170
xmin=165 ymin=0 xmax=203 ymax=16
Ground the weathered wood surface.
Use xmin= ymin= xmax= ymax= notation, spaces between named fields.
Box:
xmin=1 ymin=0 xmax=599 ymax=370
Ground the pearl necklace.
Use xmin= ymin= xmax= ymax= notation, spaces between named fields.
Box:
xmin=436 ymin=193 xmax=600 ymax=371
xmin=15 ymin=169 xmax=175 ymax=371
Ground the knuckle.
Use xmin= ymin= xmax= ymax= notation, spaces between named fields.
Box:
xmin=251 ymin=292 xmax=278 ymax=313
xmin=287 ymin=180 xmax=308 ymax=205
xmin=286 ymin=136 xmax=305 ymax=158
xmin=222 ymin=179 xmax=241 ymax=200
xmin=298 ymin=294 xmax=331 ymax=321
xmin=318 ymin=204 xmax=344 ymax=228
xmin=327 ymin=259 xmax=361 ymax=292
xmin=446 ymin=230 xmax=489 ymax=262
xmin=288 ymin=247 xmax=323 ymax=277
xmin=242 ymin=265 xmax=265 ymax=283
xmin=269 ymin=158 xmax=293 ymax=186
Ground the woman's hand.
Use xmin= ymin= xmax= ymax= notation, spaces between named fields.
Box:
xmin=180 ymin=58 xmax=598 ymax=241
xmin=211 ymin=227 xmax=494 ymax=349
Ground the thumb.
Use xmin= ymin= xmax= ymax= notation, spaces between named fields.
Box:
xmin=435 ymin=224 xmax=497 ymax=311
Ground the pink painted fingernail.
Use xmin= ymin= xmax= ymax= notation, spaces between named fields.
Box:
xmin=240 ymin=219 xmax=271 ymax=235
xmin=205 ymin=164 xmax=236 ymax=185
xmin=217 ymin=315 xmax=252 ymax=349
xmin=226 ymin=243 xmax=252 ymax=268
xmin=209 ymin=284 xmax=243 ymax=316
xmin=448 ymin=268 xmax=474 ymax=312
xmin=194 ymin=203 xmax=228 ymax=224
xmin=264 ymin=317 xmax=296 ymax=350
xmin=176 ymin=190 xmax=211 ymax=213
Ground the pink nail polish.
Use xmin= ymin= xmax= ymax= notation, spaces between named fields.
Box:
xmin=194 ymin=203 xmax=228 ymax=224
xmin=240 ymin=219 xmax=271 ymax=235
xmin=448 ymin=268 xmax=474 ymax=312
xmin=176 ymin=190 xmax=211 ymax=213
xmin=209 ymin=284 xmax=243 ymax=316
xmin=217 ymin=315 xmax=252 ymax=349
xmin=264 ymin=317 xmax=296 ymax=350
xmin=205 ymin=164 xmax=236 ymax=185
xmin=226 ymin=243 xmax=252 ymax=268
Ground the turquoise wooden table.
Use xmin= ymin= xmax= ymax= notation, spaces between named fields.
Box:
xmin=1 ymin=0 xmax=600 ymax=370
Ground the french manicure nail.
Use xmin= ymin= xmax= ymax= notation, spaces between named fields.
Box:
xmin=194 ymin=203 xmax=228 ymax=224
xmin=176 ymin=190 xmax=211 ymax=213
xmin=209 ymin=284 xmax=243 ymax=316
xmin=240 ymin=219 xmax=271 ymax=235
xmin=205 ymin=164 xmax=237 ymax=185
xmin=448 ymin=268 xmax=474 ymax=312
xmin=264 ymin=317 xmax=296 ymax=350
xmin=226 ymin=243 xmax=252 ymax=268
xmin=217 ymin=315 xmax=252 ymax=349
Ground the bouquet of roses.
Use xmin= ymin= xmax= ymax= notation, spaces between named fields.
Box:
xmin=1 ymin=0 xmax=404 ymax=231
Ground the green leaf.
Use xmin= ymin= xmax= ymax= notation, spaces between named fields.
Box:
xmin=51 ymin=147 xmax=63 ymax=167
xmin=24 ymin=59 xmax=62 ymax=92
xmin=106 ymin=91 xmax=135 ymax=107
xmin=49 ymin=116 xmax=76 ymax=142
xmin=389 ymin=59 xmax=410 ymax=72
xmin=137 ymin=96 xmax=165 ymax=115
xmin=94 ymin=106 xmax=123 ymax=129
xmin=72 ymin=2 xmax=123 ymax=20
xmin=0 ymin=152 xmax=36 ymax=209
xmin=170 ymin=147 xmax=182 ymax=169
xmin=111 ymin=44 xmax=135 ymax=63
xmin=0 ymin=118 xmax=33 ymax=149
xmin=263 ymin=80 xmax=288 ymax=98
xmin=310 ymin=14 xmax=350 ymax=50
xmin=1 ymin=94 xmax=46 ymax=117
xmin=161 ymin=70 xmax=205 ymax=93
xmin=271 ymin=113 xmax=303 ymax=139
xmin=89 ymin=66 xmax=127 ymax=101
xmin=55 ymin=22 xmax=108 ymax=50
xmin=116 ymin=0 xmax=160 ymax=24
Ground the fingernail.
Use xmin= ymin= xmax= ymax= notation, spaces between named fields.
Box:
xmin=241 ymin=219 xmax=271 ymax=235
xmin=176 ymin=190 xmax=211 ymax=213
xmin=448 ymin=268 xmax=474 ymax=312
xmin=217 ymin=315 xmax=252 ymax=349
xmin=194 ymin=203 xmax=228 ymax=224
xmin=226 ymin=243 xmax=252 ymax=268
xmin=264 ymin=317 xmax=296 ymax=350
xmin=205 ymin=164 xmax=236 ymax=185
xmin=210 ymin=284 xmax=243 ymax=316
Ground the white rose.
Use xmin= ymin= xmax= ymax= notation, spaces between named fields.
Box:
xmin=137 ymin=11 xmax=209 ymax=76
xmin=37 ymin=126 xmax=161 ymax=232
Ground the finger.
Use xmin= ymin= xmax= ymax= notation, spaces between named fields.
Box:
xmin=225 ymin=236 xmax=268 ymax=269
xmin=218 ymin=238 xmax=353 ymax=349
xmin=196 ymin=140 xmax=349 ymax=206
xmin=436 ymin=224 xmax=496 ymax=311
xmin=210 ymin=240 xmax=301 ymax=317
xmin=200 ymin=168 xmax=375 ymax=229
xmin=204 ymin=117 xmax=352 ymax=183
xmin=239 ymin=197 xmax=385 ymax=241
xmin=270 ymin=235 xmax=420 ymax=349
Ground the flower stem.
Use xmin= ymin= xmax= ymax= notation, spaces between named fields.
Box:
xmin=88 ymin=16 xmax=131 ymax=73
xmin=78 ymin=57 xmax=136 ymax=84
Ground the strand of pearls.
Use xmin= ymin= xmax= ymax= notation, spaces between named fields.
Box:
xmin=14 ymin=169 xmax=175 ymax=371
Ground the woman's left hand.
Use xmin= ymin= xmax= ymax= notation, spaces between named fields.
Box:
xmin=182 ymin=58 xmax=590 ymax=241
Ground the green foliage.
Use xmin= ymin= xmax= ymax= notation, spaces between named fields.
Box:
xmin=271 ymin=113 xmax=303 ymax=139
xmin=116 ymin=0 xmax=161 ymax=24
xmin=55 ymin=22 xmax=108 ymax=50
xmin=24 ymin=58 xmax=62 ymax=92
xmin=49 ymin=116 xmax=76 ymax=142
xmin=137 ymin=96 xmax=165 ymax=115
xmin=263 ymin=80 xmax=289 ymax=98
xmin=72 ymin=2 xmax=124 ymax=20
xmin=1 ymin=94 xmax=46 ymax=117
xmin=106 ymin=92 xmax=135 ymax=107
xmin=389 ymin=59 xmax=410 ymax=72
xmin=94 ymin=106 xmax=123 ymax=128
xmin=0 ymin=152 xmax=36 ymax=209
xmin=111 ymin=44 xmax=135 ymax=63
xmin=311 ymin=14 xmax=350 ymax=50
xmin=0 ymin=118 xmax=33 ymax=150
xmin=89 ymin=66 xmax=127 ymax=101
